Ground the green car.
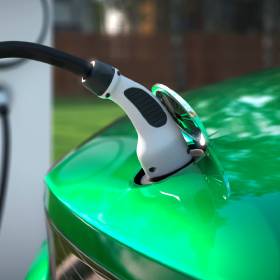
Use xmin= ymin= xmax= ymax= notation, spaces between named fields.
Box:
xmin=26 ymin=68 xmax=280 ymax=280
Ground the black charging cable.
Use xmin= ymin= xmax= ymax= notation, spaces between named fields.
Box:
xmin=0 ymin=41 xmax=93 ymax=76
xmin=0 ymin=88 xmax=10 ymax=230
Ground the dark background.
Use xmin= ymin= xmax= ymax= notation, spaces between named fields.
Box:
xmin=53 ymin=0 xmax=280 ymax=95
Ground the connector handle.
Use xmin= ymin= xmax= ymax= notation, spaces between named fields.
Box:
xmin=83 ymin=61 xmax=192 ymax=180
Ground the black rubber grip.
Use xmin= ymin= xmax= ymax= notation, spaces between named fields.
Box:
xmin=124 ymin=87 xmax=167 ymax=127
xmin=84 ymin=60 xmax=115 ymax=96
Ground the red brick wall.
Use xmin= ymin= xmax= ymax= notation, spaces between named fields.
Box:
xmin=54 ymin=32 xmax=276 ymax=96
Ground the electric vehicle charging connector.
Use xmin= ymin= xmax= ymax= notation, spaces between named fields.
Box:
xmin=83 ymin=61 xmax=192 ymax=181
xmin=0 ymin=41 xmax=193 ymax=182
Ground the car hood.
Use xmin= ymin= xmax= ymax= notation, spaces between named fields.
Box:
xmin=185 ymin=68 xmax=280 ymax=279
xmin=46 ymin=68 xmax=280 ymax=280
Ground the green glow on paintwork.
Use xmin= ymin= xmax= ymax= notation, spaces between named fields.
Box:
xmin=25 ymin=242 xmax=50 ymax=280
xmin=42 ymin=68 xmax=280 ymax=280
xmin=45 ymin=122 xmax=228 ymax=279
xmin=181 ymin=131 xmax=195 ymax=144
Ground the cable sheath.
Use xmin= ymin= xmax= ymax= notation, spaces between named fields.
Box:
xmin=0 ymin=110 xmax=10 ymax=231
xmin=0 ymin=41 xmax=93 ymax=76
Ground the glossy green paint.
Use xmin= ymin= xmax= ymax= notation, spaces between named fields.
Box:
xmin=25 ymin=242 xmax=50 ymax=280
xmin=45 ymin=68 xmax=280 ymax=279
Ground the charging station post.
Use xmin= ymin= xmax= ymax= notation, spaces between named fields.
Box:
xmin=0 ymin=1 xmax=52 ymax=279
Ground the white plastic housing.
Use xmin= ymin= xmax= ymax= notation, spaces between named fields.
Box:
xmin=87 ymin=68 xmax=192 ymax=180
